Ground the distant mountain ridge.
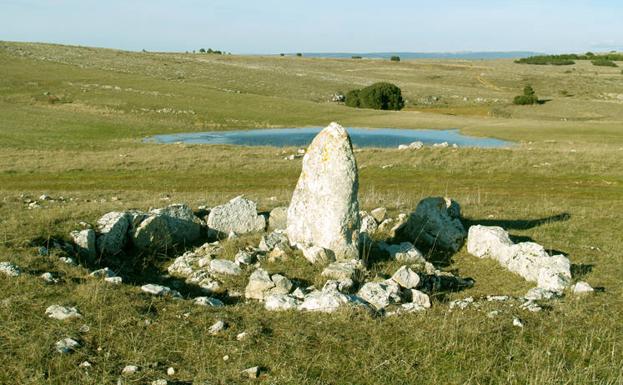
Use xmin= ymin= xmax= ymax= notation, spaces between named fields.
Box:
xmin=291 ymin=51 xmax=543 ymax=60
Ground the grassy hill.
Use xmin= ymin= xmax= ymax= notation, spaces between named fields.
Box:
xmin=0 ymin=41 xmax=622 ymax=384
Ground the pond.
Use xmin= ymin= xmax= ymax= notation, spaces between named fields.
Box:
xmin=146 ymin=127 xmax=512 ymax=148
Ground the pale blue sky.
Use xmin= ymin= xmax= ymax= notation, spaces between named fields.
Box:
xmin=1 ymin=0 xmax=621 ymax=53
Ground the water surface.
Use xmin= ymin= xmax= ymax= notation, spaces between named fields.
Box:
xmin=146 ymin=127 xmax=512 ymax=148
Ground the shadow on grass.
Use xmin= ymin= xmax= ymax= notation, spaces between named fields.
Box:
xmin=463 ymin=212 xmax=571 ymax=231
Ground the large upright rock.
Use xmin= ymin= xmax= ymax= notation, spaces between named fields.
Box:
xmin=207 ymin=196 xmax=266 ymax=235
xmin=287 ymin=122 xmax=360 ymax=260
xmin=96 ymin=212 xmax=130 ymax=256
xmin=394 ymin=197 xmax=466 ymax=253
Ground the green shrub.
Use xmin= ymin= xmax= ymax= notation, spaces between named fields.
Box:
xmin=345 ymin=82 xmax=404 ymax=110
xmin=592 ymin=59 xmax=618 ymax=67
xmin=352 ymin=55 xmax=362 ymax=59
xmin=390 ymin=55 xmax=401 ymax=62
xmin=296 ymin=53 xmax=302 ymax=57
xmin=513 ymin=85 xmax=539 ymax=105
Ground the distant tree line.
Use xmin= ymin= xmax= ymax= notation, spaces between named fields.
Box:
xmin=516 ymin=52 xmax=623 ymax=66
xmin=345 ymin=82 xmax=404 ymax=110
xmin=199 ymin=48 xmax=223 ymax=55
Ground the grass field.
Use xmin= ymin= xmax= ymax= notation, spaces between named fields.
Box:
xmin=1 ymin=41 xmax=622 ymax=384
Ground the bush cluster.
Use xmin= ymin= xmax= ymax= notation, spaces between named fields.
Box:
xmin=592 ymin=59 xmax=618 ymax=67
xmin=345 ymin=82 xmax=404 ymax=110
xmin=516 ymin=52 xmax=623 ymax=66
xmin=390 ymin=55 xmax=401 ymax=62
xmin=513 ymin=85 xmax=539 ymax=105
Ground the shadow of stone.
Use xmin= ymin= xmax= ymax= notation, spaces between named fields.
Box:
xmin=463 ymin=213 xmax=571 ymax=231
xmin=571 ymin=263 xmax=594 ymax=279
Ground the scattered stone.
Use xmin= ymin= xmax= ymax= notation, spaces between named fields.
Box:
xmin=486 ymin=295 xmax=511 ymax=302
xmin=210 ymin=259 xmax=242 ymax=276
xmin=150 ymin=203 xmax=202 ymax=244
xmin=268 ymin=207 xmax=288 ymax=230
xmin=524 ymin=287 xmax=561 ymax=301
xmin=298 ymin=290 xmax=353 ymax=313
xmin=322 ymin=279 xmax=354 ymax=293
xmin=59 ymin=256 xmax=76 ymax=265
xmin=386 ymin=302 xmax=427 ymax=316
xmin=96 ymin=212 xmax=130 ymax=255
xmin=207 ymin=196 xmax=266 ymax=235
xmin=391 ymin=266 xmax=421 ymax=289
xmin=45 ymin=305 xmax=82 ymax=320
xmin=131 ymin=214 xmax=172 ymax=251
xmin=407 ymin=289 xmax=431 ymax=308
xmin=287 ymin=122 xmax=360 ymax=260
xmin=245 ymin=268 xmax=275 ymax=300
xmin=105 ymin=276 xmax=123 ymax=284
xmin=152 ymin=380 xmax=168 ymax=385
xmin=167 ymin=367 xmax=175 ymax=376
xmin=370 ymin=207 xmax=387 ymax=223
xmin=235 ymin=249 xmax=257 ymax=265
xmin=194 ymin=297 xmax=225 ymax=307
xmin=302 ymin=245 xmax=335 ymax=264
xmin=55 ymin=338 xmax=80 ymax=354
xmin=40 ymin=272 xmax=59 ymax=284
xmin=209 ymin=320 xmax=227 ymax=335
xmin=79 ymin=361 xmax=92 ymax=368
xmin=70 ymin=229 xmax=96 ymax=260
xmin=270 ymin=274 xmax=293 ymax=294
xmin=90 ymin=267 xmax=116 ymax=278
xmin=520 ymin=300 xmax=542 ymax=312
xmin=321 ymin=260 xmax=363 ymax=282
xmin=572 ymin=281 xmax=594 ymax=295
xmin=449 ymin=297 xmax=475 ymax=310
xmin=122 ymin=365 xmax=139 ymax=375
xmin=236 ymin=332 xmax=248 ymax=341
xmin=432 ymin=142 xmax=449 ymax=148
xmin=360 ymin=213 xmax=378 ymax=234
xmin=267 ymin=242 xmax=292 ymax=261
xmin=259 ymin=230 xmax=289 ymax=252
xmin=141 ymin=284 xmax=181 ymax=298
xmin=512 ymin=317 xmax=524 ymax=328
xmin=241 ymin=366 xmax=261 ymax=379
xmin=467 ymin=225 xmax=572 ymax=292
xmin=487 ymin=310 xmax=500 ymax=318
xmin=394 ymin=197 xmax=466 ymax=253
xmin=264 ymin=293 xmax=300 ymax=311
xmin=357 ymin=281 xmax=401 ymax=310
xmin=379 ymin=242 xmax=426 ymax=263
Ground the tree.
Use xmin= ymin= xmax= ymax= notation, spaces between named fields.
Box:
xmin=390 ymin=55 xmax=401 ymax=62
xmin=199 ymin=48 xmax=206 ymax=53
xmin=513 ymin=85 xmax=539 ymax=105
xmin=296 ymin=53 xmax=303 ymax=57
xmin=345 ymin=82 xmax=404 ymax=110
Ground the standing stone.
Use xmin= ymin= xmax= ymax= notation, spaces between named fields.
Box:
xmin=207 ymin=196 xmax=266 ymax=235
xmin=96 ymin=212 xmax=130 ymax=255
xmin=287 ymin=122 xmax=360 ymax=260
xmin=394 ymin=197 xmax=466 ymax=253
xmin=71 ymin=229 xmax=96 ymax=260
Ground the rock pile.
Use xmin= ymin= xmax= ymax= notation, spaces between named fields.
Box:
xmin=467 ymin=225 xmax=572 ymax=292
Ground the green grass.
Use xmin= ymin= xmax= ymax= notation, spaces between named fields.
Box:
xmin=1 ymin=41 xmax=623 ymax=384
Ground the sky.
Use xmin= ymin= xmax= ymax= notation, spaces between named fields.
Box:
xmin=1 ymin=0 xmax=622 ymax=54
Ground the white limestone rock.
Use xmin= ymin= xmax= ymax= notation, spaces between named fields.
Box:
xmin=270 ymin=274 xmax=293 ymax=295
xmin=96 ymin=212 xmax=130 ymax=255
xmin=245 ymin=268 xmax=275 ymax=300
xmin=40 ymin=272 xmax=59 ymax=284
xmin=210 ymin=259 xmax=242 ymax=276
xmin=71 ymin=229 xmax=96 ymax=260
xmin=357 ymin=281 xmax=402 ymax=310
xmin=90 ymin=267 xmax=116 ymax=278
xmin=0 ymin=262 xmax=21 ymax=277
xmin=322 ymin=278 xmax=354 ymax=293
xmin=370 ymin=207 xmax=387 ymax=223
xmin=207 ymin=196 xmax=265 ymax=235
xmin=55 ymin=338 xmax=80 ymax=354
xmin=302 ymin=245 xmax=335 ymax=265
xmin=141 ymin=284 xmax=181 ymax=298
xmin=360 ymin=213 xmax=378 ymax=234
xmin=407 ymin=289 xmax=431 ymax=308
xmin=150 ymin=204 xmax=202 ymax=245
xmin=321 ymin=259 xmax=363 ymax=282
xmin=268 ymin=207 xmax=288 ymax=230
xmin=131 ymin=214 xmax=173 ymax=251
xmin=394 ymin=197 xmax=466 ymax=253
xmin=264 ymin=294 xmax=300 ymax=311
xmin=259 ymin=230 xmax=289 ymax=252
xmin=45 ymin=305 xmax=82 ymax=320
xmin=379 ymin=242 xmax=426 ymax=263
xmin=194 ymin=297 xmax=225 ymax=307
xmin=572 ymin=281 xmax=594 ymax=295
xmin=208 ymin=320 xmax=227 ymax=335
xmin=298 ymin=290 xmax=352 ymax=313
xmin=122 ymin=365 xmax=139 ymax=375
xmin=467 ymin=225 xmax=514 ymax=258
xmin=287 ymin=122 xmax=360 ymax=260
xmin=391 ymin=266 xmax=421 ymax=289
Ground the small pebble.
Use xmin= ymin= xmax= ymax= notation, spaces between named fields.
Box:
xmin=122 ymin=365 xmax=139 ymax=375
